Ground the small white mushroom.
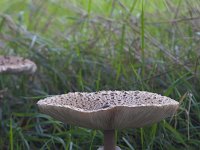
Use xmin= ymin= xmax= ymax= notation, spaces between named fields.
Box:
xmin=37 ymin=91 xmax=179 ymax=150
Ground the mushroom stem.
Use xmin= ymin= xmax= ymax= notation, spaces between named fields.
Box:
xmin=104 ymin=130 xmax=115 ymax=150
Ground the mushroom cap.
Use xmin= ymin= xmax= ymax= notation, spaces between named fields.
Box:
xmin=37 ymin=91 xmax=179 ymax=130
xmin=0 ymin=56 xmax=37 ymax=74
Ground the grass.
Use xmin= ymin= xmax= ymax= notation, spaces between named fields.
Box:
xmin=0 ymin=0 xmax=200 ymax=149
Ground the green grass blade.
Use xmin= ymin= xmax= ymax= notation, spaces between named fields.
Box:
xmin=141 ymin=0 xmax=145 ymax=76
xmin=122 ymin=137 xmax=135 ymax=150
xmin=9 ymin=118 xmax=13 ymax=150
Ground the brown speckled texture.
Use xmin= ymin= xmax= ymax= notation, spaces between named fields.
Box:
xmin=38 ymin=91 xmax=178 ymax=111
xmin=0 ymin=56 xmax=37 ymax=74
xmin=37 ymin=91 xmax=179 ymax=130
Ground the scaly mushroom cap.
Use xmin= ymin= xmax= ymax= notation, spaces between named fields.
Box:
xmin=37 ymin=91 xmax=179 ymax=130
xmin=0 ymin=56 xmax=37 ymax=74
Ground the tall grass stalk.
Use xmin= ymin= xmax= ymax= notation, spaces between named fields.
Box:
xmin=9 ymin=118 xmax=13 ymax=150
xmin=141 ymin=0 xmax=145 ymax=77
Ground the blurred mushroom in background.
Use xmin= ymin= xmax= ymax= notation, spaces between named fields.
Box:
xmin=0 ymin=55 xmax=37 ymax=120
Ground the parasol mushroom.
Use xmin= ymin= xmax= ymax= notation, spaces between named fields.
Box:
xmin=0 ymin=55 xmax=37 ymax=120
xmin=37 ymin=90 xmax=179 ymax=150
xmin=0 ymin=55 xmax=37 ymax=74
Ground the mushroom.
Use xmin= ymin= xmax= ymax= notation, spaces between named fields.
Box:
xmin=0 ymin=55 xmax=37 ymax=74
xmin=0 ymin=55 xmax=37 ymax=120
xmin=37 ymin=91 xmax=179 ymax=150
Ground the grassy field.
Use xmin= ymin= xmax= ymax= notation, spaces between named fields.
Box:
xmin=0 ymin=0 xmax=200 ymax=149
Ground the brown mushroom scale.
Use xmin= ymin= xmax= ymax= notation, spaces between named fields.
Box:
xmin=38 ymin=91 xmax=177 ymax=111
xmin=37 ymin=91 xmax=179 ymax=130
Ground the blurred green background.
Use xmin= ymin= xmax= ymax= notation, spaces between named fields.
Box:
xmin=0 ymin=0 xmax=200 ymax=149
